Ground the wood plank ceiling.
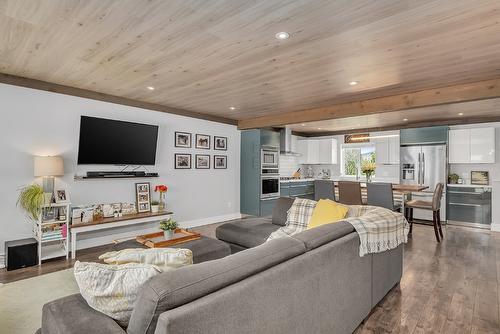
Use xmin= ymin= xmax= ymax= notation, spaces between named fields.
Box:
xmin=1 ymin=0 xmax=500 ymax=131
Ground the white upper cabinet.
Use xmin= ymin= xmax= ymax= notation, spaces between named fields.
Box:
xmin=449 ymin=129 xmax=471 ymax=163
xmin=298 ymin=138 xmax=337 ymax=164
xmin=371 ymin=130 xmax=400 ymax=165
xmin=449 ymin=127 xmax=495 ymax=164
xmin=470 ymin=128 xmax=495 ymax=163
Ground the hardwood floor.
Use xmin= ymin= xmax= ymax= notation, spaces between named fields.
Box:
xmin=1 ymin=223 xmax=499 ymax=333
xmin=0 ymin=223 xmax=225 ymax=284
xmin=356 ymin=224 xmax=500 ymax=334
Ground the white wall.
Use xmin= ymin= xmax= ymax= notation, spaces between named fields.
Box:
xmin=449 ymin=122 xmax=500 ymax=229
xmin=0 ymin=83 xmax=240 ymax=255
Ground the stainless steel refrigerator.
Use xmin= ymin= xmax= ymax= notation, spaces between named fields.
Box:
xmin=400 ymin=145 xmax=447 ymax=221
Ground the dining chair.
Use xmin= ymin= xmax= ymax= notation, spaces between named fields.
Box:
xmin=337 ymin=181 xmax=363 ymax=205
xmin=404 ymin=183 xmax=444 ymax=242
xmin=314 ymin=180 xmax=335 ymax=201
xmin=366 ymin=182 xmax=401 ymax=211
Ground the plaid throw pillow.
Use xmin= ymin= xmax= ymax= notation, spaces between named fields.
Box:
xmin=267 ymin=198 xmax=317 ymax=241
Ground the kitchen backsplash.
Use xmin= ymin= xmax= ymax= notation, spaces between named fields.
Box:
xmin=279 ymin=154 xmax=301 ymax=176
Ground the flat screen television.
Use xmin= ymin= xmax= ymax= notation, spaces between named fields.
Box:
xmin=77 ymin=116 xmax=159 ymax=165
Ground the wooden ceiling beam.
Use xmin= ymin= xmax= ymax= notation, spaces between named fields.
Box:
xmin=237 ymin=78 xmax=500 ymax=130
xmin=296 ymin=115 xmax=500 ymax=137
xmin=0 ymin=73 xmax=238 ymax=126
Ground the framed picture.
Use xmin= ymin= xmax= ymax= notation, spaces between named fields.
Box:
xmin=54 ymin=189 xmax=69 ymax=203
xmin=214 ymin=155 xmax=227 ymax=169
xmin=175 ymin=153 xmax=192 ymax=169
xmin=471 ymin=171 xmax=489 ymax=185
xmin=195 ymin=154 xmax=210 ymax=169
xmin=195 ymin=134 xmax=211 ymax=149
xmin=135 ymin=182 xmax=151 ymax=213
xmin=214 ymin=136 xmax=227 ymax=151
xmin=175 ymin=131 xmax=191 ymax=148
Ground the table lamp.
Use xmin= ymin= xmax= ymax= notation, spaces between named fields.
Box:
xmin=34 ymin=156 xmax=64 ymax=194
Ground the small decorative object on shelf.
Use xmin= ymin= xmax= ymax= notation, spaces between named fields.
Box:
xmin=448 ymin=173 xmax=459 ymax=184
xmin=159 ymin=218 xmax=178 ymax=240
xmin=135 ymin=182 xmax=152 ymax=213
xmin=361 ymin=161 xmax=376 ymax=182
xmin=154 ymin=184 xmax=168 ymax=211
xmin=54 ymin=189 xmax=70 ymax=203
xmin=151 ymin=200 xmax=160 ymax=213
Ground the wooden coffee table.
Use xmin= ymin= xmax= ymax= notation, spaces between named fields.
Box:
xmin=111 ymin=235 xmax=231 ymax=264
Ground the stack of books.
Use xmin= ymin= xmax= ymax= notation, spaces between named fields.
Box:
xmin=41 ymin=230 xmax=63 ymax=241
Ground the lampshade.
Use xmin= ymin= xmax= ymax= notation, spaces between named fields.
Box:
xmin=34 ymin=156 xmax=64 ymax=177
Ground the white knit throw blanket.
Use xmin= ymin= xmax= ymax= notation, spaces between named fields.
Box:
xmin=344 ymin=205 xmax=410 ymax=257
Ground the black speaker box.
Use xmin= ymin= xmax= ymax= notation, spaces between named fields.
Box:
xmin=5 ymin=238 xmax=38 ymax=271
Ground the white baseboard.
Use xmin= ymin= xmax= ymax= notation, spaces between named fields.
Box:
xmin=490 ymin=223 xmax=500 ymax=232
xmin=75 ymin=212 xmax=241 ymax=251
xmin=179 ymin=213 xmax=242 ymax=229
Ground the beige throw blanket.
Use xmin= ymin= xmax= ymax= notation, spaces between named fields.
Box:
xmin=345 ymin=205 xmax=410 ymax=257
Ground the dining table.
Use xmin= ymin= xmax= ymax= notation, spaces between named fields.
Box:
xmin=328 ymin=181 xmax=430 ymax=211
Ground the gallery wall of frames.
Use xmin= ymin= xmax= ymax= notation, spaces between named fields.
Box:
xmin=174 ymin=132 xmax=228 ymax=170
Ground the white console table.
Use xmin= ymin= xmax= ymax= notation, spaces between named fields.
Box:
xmin=70 ymin=211 xmax=172 ymax=259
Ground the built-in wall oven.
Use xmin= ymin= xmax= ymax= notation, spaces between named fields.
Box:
xmin=261 ymin=175 xmax=280 ymax=199
xmin=260 ymin=146 xmax=280 ymax=199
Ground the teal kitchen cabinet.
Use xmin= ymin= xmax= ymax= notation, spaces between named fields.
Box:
xmin=260 ymin=198 xmax=278 ymax=217
xmin=280 ymin=182 xmax=290 ymax=197
xmin=241 ymin=129 xmax=281 ymax=217
xmin=286 ymin=181 xmax=315 ymax=200
xmin=400 ymin=126 xmax=448 ymax=145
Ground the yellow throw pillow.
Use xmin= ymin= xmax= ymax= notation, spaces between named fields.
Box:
xmin=307 ymin=199 xmax=349 ymax=229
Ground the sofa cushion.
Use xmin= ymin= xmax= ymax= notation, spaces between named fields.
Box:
xmin=307 ymin=199 xmax=349 ymax=229
xmin=73 ymin=261 xmax=162 ymax=327
xmin=41 ymin=294 xmax=126 ymax=334
xmin=215 ymin=218 xmax=280 ymax=248
xmin=127 ymin=237 xmax=306 ymax=334
xmin=267 ymin=198 xmax=317 ymax=241
xmin=291 ymin=221 xmax=355 ymax=251
xmin=271 ymin=197 xmax=295 ymax=226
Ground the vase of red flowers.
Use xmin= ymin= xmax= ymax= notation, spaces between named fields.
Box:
xmin=154 ymin=185 xmax=168 ymax=211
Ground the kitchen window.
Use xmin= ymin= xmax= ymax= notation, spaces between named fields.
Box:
xmin=341 ymin=144 xmax=376 ymax=176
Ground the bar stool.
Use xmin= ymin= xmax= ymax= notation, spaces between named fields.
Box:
xmin=366 ymin=182 xmax=401 ymax=211
xmin=337 ymin=181 xmax=363 ymax=205
xmin=405 ymin=183 xmax=444 ymax=242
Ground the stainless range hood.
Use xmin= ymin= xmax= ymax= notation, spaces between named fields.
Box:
xmin=280 ymin=127 xmax=300 ymax=156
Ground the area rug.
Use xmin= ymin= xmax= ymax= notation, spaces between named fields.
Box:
xmin=0 ymin=269 xmax=79 ymax=334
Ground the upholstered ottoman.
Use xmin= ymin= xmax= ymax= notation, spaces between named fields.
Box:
xmin=112 ymin=236 xmax=231 ymax=263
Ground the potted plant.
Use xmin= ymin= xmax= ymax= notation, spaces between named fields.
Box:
xmin=361 ymin=161 xmax=376 ymax=182
xmin=151 ymin=200 xmax=160 ymax=213
xmin=17 ymin=183 xmax=46 ymax=221
xmin=159 ymin=218 xmax=177 ymax=240
xmin=154 ymin=185 xmax=168 ymax=211
xmin=448 ymin=173 xmax=459 ymax=184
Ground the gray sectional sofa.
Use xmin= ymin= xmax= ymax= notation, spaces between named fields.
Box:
xmin=39 ymin=197 xmax=403 ymax=334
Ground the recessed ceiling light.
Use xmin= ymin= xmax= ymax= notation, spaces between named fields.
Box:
xmin=458 ymin=112 xmax=464 ymax=116
xmin=275 ymin=32 xmax=290 ymax=40
xmin=301 ymin=124 xmax=306 ymax=126
xmin=349 ymin=81 xmax=358 ymax=86
xmin=403 ymin=118 xmax=408 ymax=121
xmin=317 ymin=127 xmax=322 ymax=130
xmin=229 ymin=106 xmax=236 ymax=110
xmin=147 ymin=86 xmax=155 ymax=90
